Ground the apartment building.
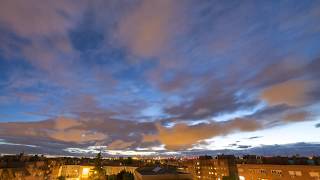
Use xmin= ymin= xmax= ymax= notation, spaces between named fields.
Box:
xmin=237 ymin=164 xmax=320 ymax=180
xmin=183 ymin=155 xmax=238 ymax=180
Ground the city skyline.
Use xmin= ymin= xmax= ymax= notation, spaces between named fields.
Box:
xmin=0 ymin=0 xmax=320 ymax=156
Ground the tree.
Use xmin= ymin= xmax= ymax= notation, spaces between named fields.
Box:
xmin=90 ymin=152 xmax=106 ymax=180
xmin=116 ymin=170 xmax=134 ymax=180
xmin=124 ymin=157 xmax=133 ymax=165
xmin=57 ymin=176 xmax=66 ymax=180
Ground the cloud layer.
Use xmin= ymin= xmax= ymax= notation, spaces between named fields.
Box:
xmin=0 ymin=0 xmax=320 ymax=155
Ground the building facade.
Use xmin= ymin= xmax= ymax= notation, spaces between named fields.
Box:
xmin=237 ymin=164 xmax=320 ymax=180
xmin=57 ymin=165 xmax=137 ymax=180
xmin=183 ymin=155 xmax=238 ymax=180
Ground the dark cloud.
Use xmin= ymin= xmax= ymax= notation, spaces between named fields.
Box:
xmin=247 ymin=136 xmax=263 ymax=140
xmin=250 ymin=105 xmax=291 ymax=119
xmin=164 ymin=80 xmax=259 ymax=121
xmin=237 ymin=145 xmax=252 ymax=149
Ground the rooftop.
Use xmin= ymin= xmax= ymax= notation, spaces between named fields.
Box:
xmin=136 ymin=166 xmax=188 ymax=175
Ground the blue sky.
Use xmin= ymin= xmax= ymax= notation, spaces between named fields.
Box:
xmin=0 ymin=0 xmax=320 ymax=155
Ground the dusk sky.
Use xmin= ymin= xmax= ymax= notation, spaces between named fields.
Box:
xmin=0 ymin=0 xmax=320 ymax=156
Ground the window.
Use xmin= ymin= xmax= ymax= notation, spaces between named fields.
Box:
xmin=260 ymin=169 xmax=267 ymax=174
xmin=271 ymin=170 xmax=282 ymax=176
xmin=295 ymin=171 xmax=302 ymax=176
xmin=81 ymin=168 xmax=90 ymax=178
xmin=289 ymin=171 xmax=302 ymax=177
xmin=309 ymin=172 xmax=319 ymax=177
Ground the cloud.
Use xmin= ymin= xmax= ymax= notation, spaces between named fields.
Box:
xmin=237 ymin=145 xmax=251 ymax=149
xmin=0 ymin=139 xmax=38 ymax=148
xmin=107 ymin=140 xmax=135 ymax=150
xmin=283 ymin=111 xmax=310 ymax=122
xmin=54 ymin=117 xmax=82 ymax=130
xmin=247 ymin=136 xmax=263 ymax=140
xmin=0 ymin=0 xmax=85 ymax=86
xmin=164 ymin=80 xmax=258 ymax=121
xmin=0 ymin=116 xmax=107 ymax=144
xmin=144 ymin=118 xmax=263 ymax=150
xmin=0 ymin=1 xmax=320 ymax=155
xmin=49 ymin=129 xmax=107 ymax=143
xmin=0 ymin=113 xmax=157 ymax=150
xmin=117 ymin=0 xmax=180 ymax=57
xmin=0 ymin=0 xmax=83 ymax=36
xmin=261 ymin=80 xmax=313 ymax=106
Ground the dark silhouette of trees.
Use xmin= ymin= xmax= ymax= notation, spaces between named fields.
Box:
xmin=90 ymin=152 xmax=106 ymax=180
xmin=106 ymin=170 xmax=134 ymax=180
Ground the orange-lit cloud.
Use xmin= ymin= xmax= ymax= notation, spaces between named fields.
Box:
xmin=118 ymin=0 xmax=178 ymax=57
xmin=261 ymin=80 xmax=312 ymax=106
xmin=49 ymin=129 xmax=107 ymax=143
xmin=144 ymin=118 xmax=262 ymax=150
xmin=54 ymin=117 xmax=82 ymax=130
xmin=107 ymin=140 xmax=135 ymax=150
xmin=283 ymin=111 xmax=310 ymax=122
xmin=50 ymin=117 xmax=108 ymax=143
xmin=0 ymin=0 xmax=83 ymax=36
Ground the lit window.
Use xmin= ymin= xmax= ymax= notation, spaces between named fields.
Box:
xmin=310 ymin=172 xmax=320 ymax=177
xmin=271 ymin=170 xmax=282 ymax=176
xmin=82 ymin=168 xmax=90 ymax=178
xmin=295 ymin=171 xmax=302 ymax=176
xmin=289 ymin=171 xmax=302 ymax=177
xmin=260 ymin=169 xmax=267 ymax=174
